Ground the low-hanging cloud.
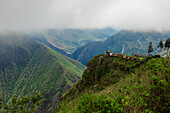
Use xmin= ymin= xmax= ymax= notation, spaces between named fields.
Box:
xmin=0 ymin=0 xmax=170 ymax=32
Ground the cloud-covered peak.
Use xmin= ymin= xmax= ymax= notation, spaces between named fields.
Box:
xmin=0 ymin=0 xmax=170 ymax=32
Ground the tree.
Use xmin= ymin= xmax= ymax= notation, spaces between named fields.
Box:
xmin=148 ymin=41 xmax=154 ymax=56
xmin=157 ymin=39 xmax=163 ymax=55
xmin=165 ymin=38 xmax=170 ymax=57
xmin=0 ymin=96 xmax=2 ymax=108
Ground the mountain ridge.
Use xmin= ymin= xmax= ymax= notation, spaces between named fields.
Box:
xmin=57 ymin=53 xmax=169 ymax=113
xmin=0 ymin=34 xmax=86 ymax=112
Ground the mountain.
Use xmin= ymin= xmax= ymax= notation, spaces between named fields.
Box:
xmin=72 ymin=30 xmax=170 ymax=65
xmin=57 ymin=54 xmax=169 ymax=112
xmin=23 ymin=27 xmax=119 ymax=56
xmin=0 ymin=33 xmax=86 ymax=112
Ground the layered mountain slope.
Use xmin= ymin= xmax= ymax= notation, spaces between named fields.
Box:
xmin=72 ymin=30 xmax=170 ymax=65
xmin=57 ymin=54 xmax=169 ymax=113
xmin=0 ymin=33 xmax=85 ymax=112
xmin=24 ymin=27 xmax=119 ymax=56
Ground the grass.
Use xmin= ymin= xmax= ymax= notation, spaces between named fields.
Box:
xmin=47 ymin=45 xmax=85 ymax=77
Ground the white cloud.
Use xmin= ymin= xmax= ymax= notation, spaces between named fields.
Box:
xmin=0 ymin=0 xmax=170 ymax=31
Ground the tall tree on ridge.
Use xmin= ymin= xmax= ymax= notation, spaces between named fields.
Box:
xmin=165 ymin=38 xmax=170 ymax=57
xmin=157 ymin=39 xmax=163 ymax=55
xmin=148 ymin=41 xmax=153 ymax=56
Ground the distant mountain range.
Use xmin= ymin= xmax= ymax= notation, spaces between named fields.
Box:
xmin=72 ymin=30 xmax=170 ymax=65
xmin=0 ymin=33 xmax=85 ymax=112
xmin=23 ymin=27 xmax=119 ymax=56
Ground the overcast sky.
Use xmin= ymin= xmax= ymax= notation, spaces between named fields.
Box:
xmin=0 ymin=0 xmax=170 ymax=32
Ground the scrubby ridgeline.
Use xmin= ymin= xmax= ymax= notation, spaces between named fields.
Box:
xmin=57 ymin=54 xmax=170 ymax=113
xmin=72 ymin=30 xmax=170 ymax=65
xmin=24 ymin=34 xmax=70 ymax=56
xmin=0 ymin=34 xmax=86 ymax=112
xmin=23 ymin=27 xmax=118 ymax=55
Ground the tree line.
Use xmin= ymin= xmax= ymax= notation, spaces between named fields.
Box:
xmin=148 ymin=38 xmax=170 ymax=57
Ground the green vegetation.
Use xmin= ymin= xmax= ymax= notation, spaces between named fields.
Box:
xmin=0 ymin=35 xmax=85 ymax=112
xmin=0 ymin=93 xmax=42 ymax=113
xmin=77 ymin=93 xmax=124 ymax=113
xmin=0 ymin=96 xmax=2 ymax=109
xmin=75 ymin=75 xmax=168 ymax=113
xmin=57 ymin=54 xmax=169 ymax=113
xmin=61 ymin=54 xmax=144 ymax=102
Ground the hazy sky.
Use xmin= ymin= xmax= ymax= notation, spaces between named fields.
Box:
xmin=0 ymin=0 xmax=170 ymax=31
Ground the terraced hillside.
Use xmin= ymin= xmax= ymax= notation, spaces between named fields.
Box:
xmin=0 ymin=33 xmax=85 ymax=112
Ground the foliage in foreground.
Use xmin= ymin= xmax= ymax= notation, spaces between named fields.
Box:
xmin=0 ymin=93 xmax=42 ymax=113
xmin=77 ymin=75 xmax=169 ymax=113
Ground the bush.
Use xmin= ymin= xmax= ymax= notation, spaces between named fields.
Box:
xmin=153 ymin=55 xmax=161 ymax=58
xmin=0 ymin=93 xmax=42 ymax=113
xmin=77 ymin=94 xmax=124 ymax=113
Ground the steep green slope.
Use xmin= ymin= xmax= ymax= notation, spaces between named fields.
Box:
xmin=24 ymin=27 xmax=119 ymax=55
xmin=57 ymin=54 xmax=169 ymax=112
xmin=0 ymin=34 xmax=86 ymax=112
xmin=72 ymin=30 xmax=170 ymax=65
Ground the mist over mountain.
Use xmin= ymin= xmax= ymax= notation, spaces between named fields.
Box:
xmin=0 ymin=0 xmax=170 ymax=32
xmin=72 ymin=30 xmax=170 ymax=65
xmin=23 ymin=27 xmax=119 ymax=55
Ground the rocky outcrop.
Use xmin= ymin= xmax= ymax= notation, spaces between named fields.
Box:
xmin=61 ymin=54 xmax=145 ymax=103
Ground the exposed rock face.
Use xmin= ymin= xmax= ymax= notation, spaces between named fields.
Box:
xmin=98 ymin=56 xmax=104 ymax=65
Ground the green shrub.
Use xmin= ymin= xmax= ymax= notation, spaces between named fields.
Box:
xmin=0 ymin=93 xmax=42 ymax=113
xmin=77 ymin=93 xmax=124 ymax=113
xmin=77 ymin=74 xmax=169 ymax=113
xmin=153 ymin=55 xmax=161 ymax=58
